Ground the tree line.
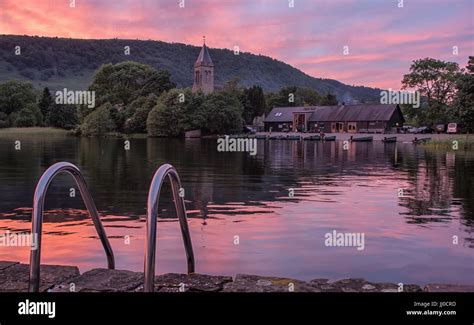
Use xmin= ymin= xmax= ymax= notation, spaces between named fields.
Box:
xmin=0 ymin=61 xmax=337 ymax=136
xmin=0 ymin=57 xmax=471 ymax=135
xmin=401 ymin=56 xmax=474 ymax=131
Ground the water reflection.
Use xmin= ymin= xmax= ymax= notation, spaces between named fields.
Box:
xmin=0 ymin=134 xmax=473 ymax=284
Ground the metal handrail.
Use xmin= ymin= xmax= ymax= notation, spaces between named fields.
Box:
xmin=28 ymin=162 xmax=115 ymax=292
xmin=144 ymin=164 xmax=195 ymax=292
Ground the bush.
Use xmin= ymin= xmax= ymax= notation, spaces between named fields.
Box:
xmin=38 ymin=87 xmax=53 ymax=124
xmin=109 ymin=104 xmax=126 ymax=132
xmin=200 ymin=92 xmax=244 ymax=134
xmin=14 ymin=103 xmax=43 ymax=127
xmin=0 ymin=80 xmax=37 ymax=115
xmin=80 ymin=103 xmax=115 ymax=136
xmin=46 ymin=104 xmax=78 ymax=129
xmin=124 ymin=93 xmax=158 ymax=133
xmin=0 ymin=112 xmax=9 ymax=128
xmin=147 ymin=89 xmax=204 ymax=137
xmin=88 ymin=61 xmax=175 ymax=108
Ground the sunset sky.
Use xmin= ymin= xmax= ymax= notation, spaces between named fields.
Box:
xmin=0 ymin=0 xmax=472 ymax=89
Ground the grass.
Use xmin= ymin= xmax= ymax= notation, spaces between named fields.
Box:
xmin=421 ymin=135 xmax=474 ymax=151
xmin=0 ymin=127 xmax=71 ymax=137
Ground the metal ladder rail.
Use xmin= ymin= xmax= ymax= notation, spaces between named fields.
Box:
xmin=144 ymin=164 xmax=195 ymax=292
xmin=29 ymin=162 xmax=115 ymax=292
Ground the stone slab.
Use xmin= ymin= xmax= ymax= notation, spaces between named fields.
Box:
xmin=0 ymin=263 xmax=79 ymax=292
xmin=154 ymin=273 xmax=233 ymax=292
xmin=50 ymin=268 xmax=143 ymax=292
xmin=424 ymin=284 xmax=474 ymax=292
xmin=1 ymin=261 xmax=471 ymax=293
xmin=223 ymin=274 xmax=320 ymax=292
xmin=315 ymin=278 xmax=422 ymax=292
xmin=0 ymin=261 xmax=18 ymax=271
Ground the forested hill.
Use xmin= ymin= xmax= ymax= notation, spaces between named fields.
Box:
xmin=0 ymin=35 xmax=381 ymax=102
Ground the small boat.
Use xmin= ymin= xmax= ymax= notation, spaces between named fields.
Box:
xmin=382 ymin=136 xmax=397 ymax=143
xmin=256 ymin=134 xmax=267 ymax=139
xmin=351 ymin=136 xmax=373 ymax=142
xmin=323 ymin=136 xmax=336 ymax=141
xmin=412 ymin=137 xmax=431 ymax=144
xmin=304 ymin=135 xmax=321 ymax=141
xmin=287 ymin=135 xmax=301 ymax=140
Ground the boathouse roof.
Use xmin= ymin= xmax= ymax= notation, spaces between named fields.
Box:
xmin=264 ymin=104 xmax=401 ymax=123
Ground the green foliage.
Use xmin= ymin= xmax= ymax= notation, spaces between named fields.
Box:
xmin=80 ymin=103 xmax=115 ymax=136
xmin=401 ymin=57 xmax=473 ymax=128
xmin=0 ymin=112 xmax=9 ymax=128
xmin=147 ymin=89 xmax=243 ymax=137
xmin=46 ymin=104 xmax=78 ymax=129
xmin=242 ymin=85 xmax=266 ymax=124
xmin=38 ymin=87 xmax=53 ymax=123
xmin=320 ymin=92 xmax=338 ymax=106
xmin=123 ymin=96 xmax=147 ymax=121
xmin=402 ymin=58 xmax=461 ymax=107
xmin=78 ymin=61 xmax=175 ymax=132
xmin=222 ymin=77 xmax=244 ymax=96
xmin=0 ymin=80 xmax=37 ymax=115
xmin=124 ymin=93 xmax=159 ymax=133
xmin=266 ymin=86 xmax=332 ymax=111
xmin=266 ymin=86 xmax=297 ymax=108
xmin=88 ymin=61 xmax=175 ymax=108
xmin=453 ymin=56 xmax=474 ymax=132
xmin=14 ymin=103 xmax=42 ymax=127
xmin=147 ymin=89 xmax=205 ymax=137
xmin=108 ymin=104 xmax=126 ymax=132
xmin=200 ymin=92 xmax=244 ymax=134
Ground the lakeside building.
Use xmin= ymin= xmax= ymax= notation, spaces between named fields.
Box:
xmin=264 ymin=104 xmax=405 ymax=133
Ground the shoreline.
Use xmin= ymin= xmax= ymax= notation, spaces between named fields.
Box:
xmin=0 ymin=127 xmax=472 ymax=143
xmin=1 ymin=261 xmax=473 ymax=293
xmin=255 ymin=132 xmax=473 ymax=142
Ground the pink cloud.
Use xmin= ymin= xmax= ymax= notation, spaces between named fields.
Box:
xmin=0 ymin=0 xmax=472 ymax=89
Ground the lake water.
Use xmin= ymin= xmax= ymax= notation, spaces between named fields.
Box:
xmin=0 ymin=133 xmax=473 ymax=285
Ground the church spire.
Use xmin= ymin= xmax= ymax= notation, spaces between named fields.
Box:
xmin=192 ymin=37 xmax=214 ymax=94
xmin=194 ymin=37 xmax=213 ymax=67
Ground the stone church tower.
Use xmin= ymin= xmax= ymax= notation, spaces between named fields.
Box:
xmin=192 ymin=38 xmax=214 ymax=94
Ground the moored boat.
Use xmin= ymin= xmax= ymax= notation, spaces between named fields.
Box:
xmin=304 ymin=135 xmax=321 ymax=141
xmin=412 ymin=137 xmax=431 ymax=144
xmin=351 ymin=136 xmax=373 ymax=142
xmin=382 ymin=136 xmax=397 ymax=143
